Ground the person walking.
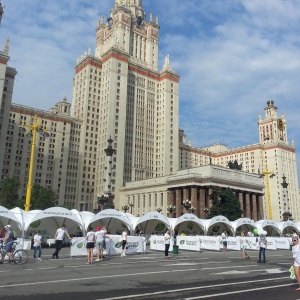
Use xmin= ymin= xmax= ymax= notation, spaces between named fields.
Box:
xmin=292 ymin=236 xmax=300 ymax=291
xmin=221 ymin=230 xmax=228 ymax=251
xmin=121 ymin=229 xmax=128 ymax=257
xmin=52 ymin=224 xmax=71 ymax=259
xmin=86 ymin=227 xmax=95 ymax=265
xmin=173 ymin=230 xmax=178 ymax=246
xmin=164 ymin=229 xmax=171 ymax=258
xmin=95 ymin=226 xmax=109 ymax=262
xmin=257 ymin=232 xmax=267 ymax=263
xmin=239 ymin=231 xmax=250 ymax=260
xmin=33 ymin=230 xmax=42 ymax=261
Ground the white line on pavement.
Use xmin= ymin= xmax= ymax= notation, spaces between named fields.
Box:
xmin=96 ymin=276 xmax=290 ymax=300
xmin=184 ymin=283 xmax=295 ymax=299
xmin=0 ymin=268 xmax=198 ymax=288
xmin=202 ymin=264 xmax=258 ymax=270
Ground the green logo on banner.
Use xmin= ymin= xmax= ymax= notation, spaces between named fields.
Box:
xmin=77 ymin=242 xmax=83 ymax=249
xmin=115 ymin=242 xmax=122 ymax=248
xmin=30 ymin=220 xmax=41 ymax=228
xmin=155 ymin=223 xmax=165 ymax=231
xmin=180 ymin=240 xmax=185 ymax=245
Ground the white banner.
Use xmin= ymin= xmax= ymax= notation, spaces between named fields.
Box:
xmin=177 ymin=236 xmax=201 ymax=252
xmin=70 ymin=235 xmax=146 ymax=257
xmin=227 ymin=236 xmax=241 ymax=251
xmin=150 ymin=235 xmax=173 ymax=252
xmin=273 ymin=237 xmax=291 ymax=250
xmin=197 ymin=236 xmax=220 ymax=251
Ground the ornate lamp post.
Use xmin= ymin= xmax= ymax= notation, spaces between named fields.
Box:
xmin=19 ymin=115 xmax=49 ymax=211
xmin=204 ymin=208 xmax=209 ymax=219
xmin=129 ymin=203 xmax=134 ymax=214
xmin=188 ymin=207 xmax=196 ymax=214
xmin=157 ymin=208 xmax=162 ymax=213
xmin=281 ymin=175 xmax=292 ymax=221
xmin=167 ymin=205 xmax=176 ymax=217
xmin=122 ymin=204 xmax=129 ymax=213
xmin=79 ymin=201 xmax=84 ymax=211
xmin=183 ymin=199 xmax=191 ymax=212
xmin=259 ymin=165 xmax=275 ymax=219
xmin=97 ymin=193 xmax=110 ymax=211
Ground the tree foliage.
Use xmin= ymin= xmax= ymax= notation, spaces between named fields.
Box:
xmin=0 ymin=177 xmax=22 ymax=209
xmin=228 ymin=160 xmax=243 ymax=170
xmin=30 ymin=184 xmax=58 ymax=210
xmin=207 ymin=187 xmax=243 ymax=221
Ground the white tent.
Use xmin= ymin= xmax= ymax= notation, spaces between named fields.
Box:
xmin=255 ymin=220 xmax=280 ymax=236
xmin=231 ymin=218 xmax=256 ymax=236
xmin=0 ymin=205 xmax=22 ymax=234
xmin=25 ymin=207 xmax=82 ymax=238
xmin=203 ymin=215 xmax=234 ymax=236
xmin=169 ymin=214 xmax=205 ymax=235
xmin=71 ymin=209 xmax=95 ymax=236
xmin=89 ymin=209 xmax=132 ymax=234
xmin=277 ymin=220 xmax=298 ymax=236
xmin=134 ymin=211 xmax=171 ymax=235
xmin=124 ymin=213 xmax=140 ymax=235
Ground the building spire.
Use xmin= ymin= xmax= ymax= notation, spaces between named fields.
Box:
xmin=4 ymin=37 xmax=9 ymax=54
xmin=0 ymin=1 xmax=3 ymax=26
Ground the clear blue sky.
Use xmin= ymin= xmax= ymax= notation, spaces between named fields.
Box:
xmin=1 ymin=0 xmax=300 ymax=183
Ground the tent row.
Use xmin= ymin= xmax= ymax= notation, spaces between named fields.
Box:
xmin=0 ymin=205 xmax=299 ymax=238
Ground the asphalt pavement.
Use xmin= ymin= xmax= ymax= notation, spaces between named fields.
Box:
xmin=0 ymin=246 xmax=298 ymax=300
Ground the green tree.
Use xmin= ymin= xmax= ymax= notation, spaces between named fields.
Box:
xmin=0 ymin=177 xmax=21 ymax=208
xmin=207 ymin=187 xmax=243 ymax=221
xmin=30 ymin=184 xmax=58 ymax=210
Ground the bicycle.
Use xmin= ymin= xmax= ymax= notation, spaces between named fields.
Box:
xmin=0 ymin=240 xmax=28 ymax=264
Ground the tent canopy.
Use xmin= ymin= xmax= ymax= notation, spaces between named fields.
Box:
xmin=89 ymin=209 xmax=132 ymax=234
xmin=26 ymin=207 xmax=82 ymax=238
xmin=277 ymin=221 xmax=298 ymax=236
xmin=255 ymin=220 xmax=280 ymax=236
xmin=0 ymin=205 xmax=21 ymax=233
xmin=171 ymin=213 xmax=205 ymax=235
xmin=71 ymin=209 xmax=95 ymax=235
xmin=134 ymin=211 xmax=171 ymax=235
xmin=204 ymin=215 xmax=234 ymax=236
xmin=231 ymin=218 xmax=256 ymax=235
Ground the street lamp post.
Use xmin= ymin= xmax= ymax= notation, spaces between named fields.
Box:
xmin=97 ymin=193 xmax=110 ymax=211
xmin=79 ymin=202 xmax=84 ymax=211
xmin=183 ymin=199 xmax=191 ymax=212
xmin=188 ymin=206 xmax=196 ymax=214
xmin=20 ymin=115 xmax=49 ymax=211
xmin=259 ymin=165 xmax=275 ymax=219
xmin=167 ymin=205 xmax=176 ymax=217
xmin=204 ymin=208 xmax=209 ymax=219
xmin=129 ymin=203 xmax=134 ymax=214
xmin=281 ymin=175 xmax=292 ymax=221
xmin=122 ymin=204 xmax=129 ymax=213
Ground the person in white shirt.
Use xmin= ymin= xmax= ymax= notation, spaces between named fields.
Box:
xmin=257 ymin=233 xmax=267 ymax=263
xmin=164 ymin=229 xmax=171 ymax=258
xmin=33 ymin=230 xmax=42 ymax=261
xmin=86 ymin=227 xmax=96 ymax=265
xmin=239 ymin=231 xmax=250 ymax=260
xmin=52 ymin=224 xmax=71 ymax=259
xmin=292 ymin=236 xmax=300 ymax=291
xmin=121 ymin=229 xmax=128 ymax=257
xmin=95 ymin=226 xmax=109 ymax=262
xmin=221 ymin=230 xmax=228 ymax=251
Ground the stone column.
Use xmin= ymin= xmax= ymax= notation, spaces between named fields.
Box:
xmin=191 ymin=186 xmax=197 ymax=210
xmin=258 ymin=194 xmax=263 ymax=220
xmin=251 ymin=194 xmax=257 ymax=221
xmin=245 ymin=193 xmax=251 ymax=218
xmin=175 ymin=189 xmax=182 ymax=217
xmin=208 ymin=187 xmax=213 ymax=209
xmin=199 ymin=188 xmax=206 ymax=219
xmin=183 ymin=187 xmax=189 ymax=204
xmin=238 ymin=192 xmax=244 ymax=217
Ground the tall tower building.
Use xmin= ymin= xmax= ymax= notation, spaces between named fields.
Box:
xmin=179 ymin=101 xmax=299 ymax=222
xmin=72 ymin=0 xmax=179 ymax=210
xmin=0 ymin=38 xmax=17 ymax=177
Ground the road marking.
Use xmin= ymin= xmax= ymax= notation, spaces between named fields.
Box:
xmin=164 ymin=261 xmax=230 ymax=267
xmin=184 ymin=282 xmax=295 ymax=299
xmin=0 ymin=268 xmax=198 ymax=288
xmin=212 ymin=268 xmax=287 ymax=275
xmin=202 ymin=264 xmax=258 ymax=270
xmin=96 ymin=277 xmax=290 ymax=300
